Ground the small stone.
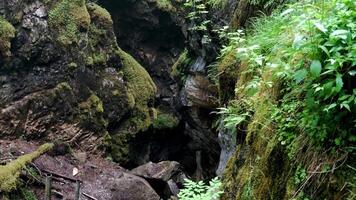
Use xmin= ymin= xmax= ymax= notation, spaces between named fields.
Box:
xmin=34 ymin=6 xmax=47 ymax=18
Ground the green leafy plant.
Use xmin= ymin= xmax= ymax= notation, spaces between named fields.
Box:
xmin=178 ymin=177 xmax=223 ymax=200
xmin=183 ymin=0 xmax=211 ymax=41
xmin=215 ymin=107 xmax=249 ymax=132
xmin=294 ymin=165 xmax=307 ymax=185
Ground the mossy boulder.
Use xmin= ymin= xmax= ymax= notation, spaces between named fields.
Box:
xmin=0 ymin=17 xmax=15 ymax=57
xmin=107 ymin=48 xmax=157 ymax=164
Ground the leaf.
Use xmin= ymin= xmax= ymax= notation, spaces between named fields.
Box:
xmin=280 ymin=8 xmax=294 ymax=16
xmin=339 ymin=95 xmax=350 ymax=101
xmin=324 ymin=103 xmax=337 ymax=112
xmin=340 ymin=103 xmax=351 ymax=112
xmin=349 ymin=70 xmax=356 ymax=76
xmin=318 ymin=45 xmax=330 ymax=57
xmin=294 ymin=69 xmax=308 ymax=83
xmin=331 ymin=29 xmax=349 ymax=40
xmin=335 ymin=74 xmax=344 ymax=92
xmin=310 ymin=60 xmax=322 ymax=77
xmin=335 ymin=138 xmax=341 ymax=146
xmin=293 ymin=33 xmax=304 ymax=49
xmin=314 ymin=21 xmax=327 ymax=33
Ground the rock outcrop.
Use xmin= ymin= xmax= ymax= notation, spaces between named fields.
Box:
xmin=0 ymin=0 xmax=156 ymax=166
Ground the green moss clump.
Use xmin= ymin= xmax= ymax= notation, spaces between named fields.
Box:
xmin=53 ymin=82 xmax=72 ymax=95
xmin=86 ymin=3 xmax=113 ymax=26
xmin=116 ymin=48 xmax=157 ymax=112
xmin=68 ymin=62 xmax=78 ymax=70
xmin=0 ymin=17 xmax=16 ymax=57
xmin=80 ymin=93 xmax=104 ymax=114
xmin=156 ymin=0 xmax=175 ymax=12
xmin=152 ymin=111 xmax=179 ymax=130
xmin=48 ymin=0 xmax=91 ymax=46
xmin=85 ymin=56 xmax=94 ymax=66
xmin=217 ymin=50 xmax=240 ymax=104
xmin=93 ymin=53 xmax=106 ymax=65
xmin=171 ymin=49 xmax=190 ymax=81
xmin=0 ymin=143 xmax=53 ymax=192
xmin=79 ymin=93 xmax=107 ymax=130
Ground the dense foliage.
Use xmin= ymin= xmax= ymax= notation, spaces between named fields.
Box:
xmin=215 ymin=0 xmax=355 ymax=198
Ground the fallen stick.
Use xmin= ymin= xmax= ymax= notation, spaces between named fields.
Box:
xmin=40 ymin=168 xmax=80 ymax=183
xmin=83 ymin=192 xmax=98 ymax=200
xmin=52 ymin=190 xmax=64 ymax=198
xmin=45 ymin=176 xmax=52 ymax=200
xmin=75 ymin=181 xmax=81 ymax=200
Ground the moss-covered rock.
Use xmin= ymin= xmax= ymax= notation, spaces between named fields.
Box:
xmin=117 ymin=48 xmax=157 ymax=106
xmin=217 ymin=50 xmax=240 ymax=104
xmin=106 ymin=48 xmax=157 ymax=163
xmin=48 ymin=0 xmax=90 ymax=46
xmin=79 ymin=93 xmax=107 ymax=131
xmin=0 ymin=17 xmax=15 ymax=57
xmin=0 ymin=143 xmax=53 ymax=192
xmin=171 ymin=49 xmax=190 ymax=82
xmin=86 ymin=2 xmax=113 ymax=27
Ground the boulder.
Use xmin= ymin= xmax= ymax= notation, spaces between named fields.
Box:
xmin=181 ymin=75 xmax=218 ymax=109
xmin=131 ymin=161 xmax=187 ymax=198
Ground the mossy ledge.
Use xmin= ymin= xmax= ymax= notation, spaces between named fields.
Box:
xmin=0 ymin=143 xmax=53 ymax=192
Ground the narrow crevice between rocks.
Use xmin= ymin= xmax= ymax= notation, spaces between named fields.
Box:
xmin=98 ymin=0 xmax=221 ymax=180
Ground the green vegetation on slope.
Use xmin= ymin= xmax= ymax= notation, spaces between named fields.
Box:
xmin=217 ymin=0 xmax=355 ymax=199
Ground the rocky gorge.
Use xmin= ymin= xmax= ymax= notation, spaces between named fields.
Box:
xmin=0 ymin=0 xmax=355 ymax=199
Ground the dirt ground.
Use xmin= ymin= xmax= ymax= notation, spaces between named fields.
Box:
xmin=0 ymin=140 xmax=158 ymax=200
